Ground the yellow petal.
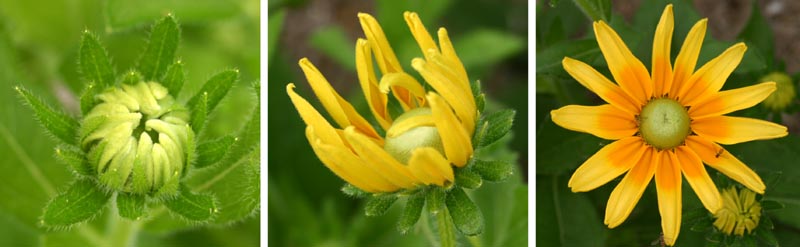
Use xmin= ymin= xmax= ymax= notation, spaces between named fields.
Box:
xmin=408 ymin=147 xmax=455 ymax=186
xmin=404 ymin=11 xmax=438 ymax=61
xmin=689 ymin=82 xmax=776 ymax=119
xmin=427 ymin=92 xmax=472 ymax=167
xmin=550 ymin=104 xmax=637 ymax=140
xmin=605 ymin=147 xmax=657 ymax=228
xmin=562 ymin=57 xmax=639 ymax=115
xmin=437 ymin=28 xmax=471 ymax=98
xmin=652 ymin=4 xmax=674 ymax=96
xmin=426 ymin=51 xmax=475 ymax=114
xmin=685 ymin=136 xmax=765 ymax=193
xmin=656 ymin=150 xmax=682 ymax=246
xmin=358 ymin=13 xmax=402 ymax=74
xmin=670 ymin=19 xmax=707 ymax=97
xmin=299 ymin=58 xmax=382 ymax=141
xmin=312 ymin=130 xmax=400 ymax=192
xmin=286 ymin=83 xmax=345 ymax=147
xmin=343 ymin=126 xmax=419 ymax=188
xmin=569 ymin=137 xmax=646 ymax=192
xmin=385 ymin=114 xmax=434 ymax=138
xmin=414 ymin=58 xmax=476 ymax=133
xmin=379 ymin=72 xmax=427 ymax=106
xmin=676 ymin=146 xmax=722 ymax=213
xmin=679 ymin=43 xmax=747 ymax=106
xmin=594 ymin=21 xmax=653 ymax=103
xmin=305 ymin=127 xmax=378 ymax=192
xmin=692 ymin=116 xmax=787 ymax=145
xmin=356 ymin=39 xmax=392 ymax=130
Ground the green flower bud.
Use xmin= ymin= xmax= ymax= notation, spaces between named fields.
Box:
xmin=383 ymin=107 xmax=445 ymax=164
xmin=761 ymin=72 xmax=795 ymax=112
xmin=713 ymin=186 xmax=762 ymax=236
xmin=80 ymin=81 xmax=194 ymax=195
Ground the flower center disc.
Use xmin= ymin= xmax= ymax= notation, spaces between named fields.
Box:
xmin=638 ymin=98 xmax=690 ymax=150
xmin=383 ymin=108 xmax=444 ymax=164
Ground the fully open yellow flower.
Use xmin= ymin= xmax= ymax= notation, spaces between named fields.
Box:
xmin=551 ymin=5 xmax=787 ymax=245
xmin=287 ymin=12 xmax=475 ymax=193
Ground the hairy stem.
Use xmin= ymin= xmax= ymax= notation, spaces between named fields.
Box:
xmin=437 ymin=207 xmax=456 ymax=247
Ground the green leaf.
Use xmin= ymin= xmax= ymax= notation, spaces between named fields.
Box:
xmin=54 ymin=145 xmax=93 ymax=177
xmin=117 ymin=192 xmax=146 ymax=220
xmin=195 ymin=135 xmax=235 ymax=168
xmin=78 ymin=31 xmax=115 ymax=89
xmin=572 ymin=0 xmax=610 ymax=21
xmin=185 ymin=146 xmax=259 ymax=225
xmin=164 ymin=185 xmax=218 ymax=222
xmin=42 ymin=179 xmax=110 ymax=227
xmin=119 ymin=70 xmax=143 ymax=85
xmin=365 ymin=194 xmax=398 ymax=217
xmin=426 ymin=187 xmax=445 ymax=215
xmin=479 ymin=109 xmax=515 ymax=147
xmin=106 ymin=0 xmax=238 ymax=31
xmin=341 ymin=183 xmax=368 ymax=198
xmin=15 ymin=86 xmax=79 ymax=145
xmin=268 ymin=10 xmax=286 ymax=62
xmin=397 ymin=193 xmax=424 ymax=234
xmin=756 ymin=225 xmax=778 ymax=246
xmin=761 ymin=200 xmax=784 ymax=211
xmin=191 ymin=92 xmax=208 ymax=133
xmin=138 ymin=15 xmax=180 ymax=81
xmin=536 ymin=39 xmax=600 ymax=74
xmin=536 ymin=175 xmax=604 ymax=246
xmin=470 ymin=80 xmax=485 ymax=113
xmin=187 ymin=69 xmax=239 ymax=115
xmin=214 ymin=103 xmax=259 ymax=170
xmin=162 ymin=61 xmax=185 ymax=97
xmin=309 ymin=26 xmax=356 ymax=71
xmin=79 ymin=84 xmax=99 ymax=115
xmin=455 ymin=168 xmax=482 ymax=189
xmin=738 ymin=0 xmax=774 ymax=70
xmin=536 ymin=114 xmax=606 ymax=175
xmin=690 ymin=217 xmax=713 ymax=232
xmin=445 ymin=187 xmax=483 ymax=236
xmin=472 ymin=159 xmax=512 ymax=182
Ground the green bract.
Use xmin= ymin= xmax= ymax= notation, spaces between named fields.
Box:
xmin=16 ymin=14 xmax=259 ymax=229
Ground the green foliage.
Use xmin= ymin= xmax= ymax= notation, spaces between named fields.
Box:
xmin=195 ymin=135 xmax=235 ymax=168
xmin=188 ymin=70 xmax=239 ymax=117
xmin=309 ymin=26 xmax=356 ymax=71
xmin=365 ymin=194 xmax=398 ymax=217
xmin=397 ymin=193 xmax=425 ymax=234
xmin=572 ymin=0 xmax=611 ymax=21
xmin=54 ymin=145 xmax=93 ymax=177
xmin=162 ymin=62 xmax=186 ymax=97
xmin=477 ymin=109 xmax=515 ymax=148
xmin=117 ymin=193 xmax=146 ymax=220
xmin=164 ymin=185 xmax=218 ymax=222
xmin=455 ymin=168 xmax=482 ymax=189
xmin=78 ymin=32 xmax=115 ymax=88
xmin=471 ymin=159 xmax=512 ymax=182
xmin=138 ymin=15 xmax=180 ymax=81
xmin=445 ymin=187 xmax=483 ymax=236
xmin=42 ymin=179 xmax=110 ymax=228
xmin=106 ymin=0 xmax=239 ymax=31
xmin=15 ymin=86 xmax=79 ymax=145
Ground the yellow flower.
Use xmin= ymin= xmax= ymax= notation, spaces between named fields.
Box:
xmin=551 ymin=5 xmax=787 ymax=245
xmin=760 ymin=71 xmax=795 ymax=112
xmin=287 ymin=12 xmax=476 ymax=193
xmin=713 ymin=186 xmax=762 ymax=236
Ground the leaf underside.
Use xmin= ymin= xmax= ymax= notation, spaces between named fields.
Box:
xmin=16 ymin=86 xmax=79 ymax=145
xmin=138 ymin=15 xmax=180 ymax=81
xmin=164 ymin=185 xmax=217 ymax=222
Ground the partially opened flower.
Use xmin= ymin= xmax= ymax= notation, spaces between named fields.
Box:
xmin=551 ymin=4 xmax=787 ymax=245
xmin=287 ymin=11 xmax=474 ymax=193
xmin=286 ymin=11 xmax=515 ymax=238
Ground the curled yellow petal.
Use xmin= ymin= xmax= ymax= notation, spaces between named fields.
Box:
xmin=427 ymin=92 xmax=472 ymax=167
xmin=404 ymin=11 xmax=438 ymax=61
xmin=355 ymin=38 xmax=392 ymax=130
xmin=408 ymin=147 xmax=455 ymax=186
xmin=343 ymin=126 xmax=419 ymax=188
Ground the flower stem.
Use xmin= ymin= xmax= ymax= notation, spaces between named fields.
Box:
xmin=437 ymin=207 xmax=456 ymax=247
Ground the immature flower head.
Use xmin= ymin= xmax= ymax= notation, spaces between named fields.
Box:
xmin=81 ymin=81 xmax=194 ymax=195
xmin=287 ymin=11 xmax=475 ymax=192
xmin=760 ymin=72 xmax=795 ymax=112
xmin=713 ymin=186 xmax=762 ymax=236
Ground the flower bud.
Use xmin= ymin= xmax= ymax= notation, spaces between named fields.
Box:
xmin=761 ymin=72 xmax=795 ymax=112
xmin=80 ymin=81 xmax=194 ymax=195
xmin=383 ymin=107 xmax=445 ymax=164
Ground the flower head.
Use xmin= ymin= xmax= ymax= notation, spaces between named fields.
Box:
xmin=551 ymin=4 xmax=787 ymax=245
xmin=287 ymin=12 xmax=476 ymax=193
xmin=81 ymin=81 xmax=193 ymax=194
xmin=713 ymin=186 xmax=762 ymax=236
xmin=760 ymin=71 xmax=795 ymax=112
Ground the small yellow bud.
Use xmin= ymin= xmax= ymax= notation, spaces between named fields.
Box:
xmin=713 ymin=186 xmax=762 ymax=236
xmin=761 ymin=72 xmax=795 ymax=112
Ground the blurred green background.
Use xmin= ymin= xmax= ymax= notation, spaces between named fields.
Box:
xmin=0 ymin=0 xmax=259 ymax=246
xmin=267 ymin=0 xmax=528 ymax=246
xmin=537 ymin=0 xmax=800 ymax=246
